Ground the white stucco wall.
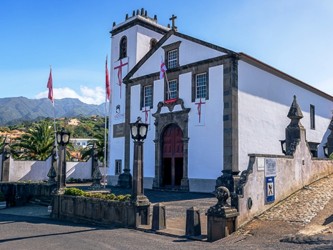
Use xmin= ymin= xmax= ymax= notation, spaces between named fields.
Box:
xmin=108 ymin=22 xmax=165 ymax=179
xmin=188 ymin=65 xmax=224 ymax=180
xmin=237 ymin=130 xmax=333 ymax=227
xmin=131 ymin=34 xmax=226 ymax=79
xmin=127 ymin=65 xmax=224 ymax=191
xmin=6 ymin=157 xmax=94 ymax=182
xmin=238 ymin=60 xmax=333 ymax=172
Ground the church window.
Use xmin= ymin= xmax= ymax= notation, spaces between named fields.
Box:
xmin=167 ymin=49 xmax=178 ymax=69
xmin=196 ymin=73 xmax=208 ymax=99
xmin=150 ymin=38 xmax=157 ymax=49
xmin=143 ymin=85 xmax=153 ymax=108
xmin=310 ymin=104 xmax=315 ymax=129
xmin=119 ymin=36 xmax=127 ymax=59
xmin=162 ymin=41 xmax=181 ymax=69
xmin=192 ymin=71 xmax=209 ymax=102
xmin=167 ymin=79 xmax=178 ymax=100
xmin=115 ymin=159 xmax=122 ymax=175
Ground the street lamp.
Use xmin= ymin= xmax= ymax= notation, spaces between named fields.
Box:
xmin=130 ymin=117 xmax=148 ymax=142
xmin=57 ymin=128 xmax=70 ymax=146
xmin=56 ymin=128 xmax=70 ymax=191
xmin=130 ymin=117 xmax=150 ymax=225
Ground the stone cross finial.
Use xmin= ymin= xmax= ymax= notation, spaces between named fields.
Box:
xmin=287 ymin=95 xmax=303 ymax=120
xmin=169 ymin=14 xmax=177 ymax=30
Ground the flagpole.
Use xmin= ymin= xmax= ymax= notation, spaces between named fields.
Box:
xmin=103 ymin=98 xmax=108 ymax=188
xmin=161 ymin=56 xmax=170 ymax=99
xmin=164 ymin=72 xmax=170 ymax=100
xmin=48 ymin=66 xmax=58 ymax=158
xmin=104 ymin=55 xmax=110 ymax=189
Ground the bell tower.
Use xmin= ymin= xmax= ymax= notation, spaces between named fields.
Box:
xmin=108 ymin=8 xmax=169 ymax=187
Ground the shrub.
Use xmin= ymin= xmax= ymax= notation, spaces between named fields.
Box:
xmin=63 ymin=188 xmax=131 ymax=201
xmin=0 ymin=191 xmax=5 ymax=202
xmin=64 ymin=187 xmax=85 ymax=197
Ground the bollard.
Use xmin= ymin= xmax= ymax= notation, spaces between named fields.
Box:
xmin=206 ymin=186 xmax=239 ymax=242
xmin=152 ymin=203 xmax=166 ymax=230
xmin=186 ymin=206 xmax=201 ymax=236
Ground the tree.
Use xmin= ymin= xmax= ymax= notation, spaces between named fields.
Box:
xmin=11 ymin=121 xmax=55 ymax=160
xmin=80 ymin=130 xmax=107 ymax=163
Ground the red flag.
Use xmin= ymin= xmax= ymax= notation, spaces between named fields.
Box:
xmin=160 ymin=57 xmax=167 ymax=79
xmin=105 ymin=56 xmax=111 ymax=101
xmin=47 ymin=68 xmax=54 ymax=103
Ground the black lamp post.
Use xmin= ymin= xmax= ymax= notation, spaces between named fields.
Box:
xmin=130 ymin=117 xmax=149 ymax=207
xmin=56 ymin=127 xmax=70 ymax=191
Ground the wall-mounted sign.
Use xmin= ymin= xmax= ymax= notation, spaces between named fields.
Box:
xmin=257 ymin=157 xmax=265 ymax=171
xmin=265 ymin=176 xmax=275 ymax=203
xmin=113 ymin=123 xmax=125 ymax=138
xmin=265 ymin=158 xmax=277 ymax=177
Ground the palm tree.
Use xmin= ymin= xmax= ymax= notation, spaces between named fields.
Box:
xmin=0 ymin=137 xmax=5 ymax=152
xmin=80 ymin=131 xmax=107 ymax=162
xmin=11 ymin=121 xmax=55 ymax=160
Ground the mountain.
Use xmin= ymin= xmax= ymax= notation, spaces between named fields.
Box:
xmin=0 ymin=97 xmax=105 ymax=126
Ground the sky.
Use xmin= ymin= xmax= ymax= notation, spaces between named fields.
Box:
xmin=0 ymin=0 xmax=333 ymax=105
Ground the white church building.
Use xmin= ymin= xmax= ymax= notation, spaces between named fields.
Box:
xmin=107 ymin=9 xmax=333 ymax=193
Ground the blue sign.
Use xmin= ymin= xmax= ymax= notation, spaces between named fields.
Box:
xmin=265 ymin=177 xmax=275 ymax=203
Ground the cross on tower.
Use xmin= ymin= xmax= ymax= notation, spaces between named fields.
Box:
xmin=169 ymin=14 xmax=177 ymax=31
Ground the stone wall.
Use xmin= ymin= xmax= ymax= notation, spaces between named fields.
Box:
xmin=51 ymin=195 xmax=137 ymax=228
xmin=237 ymin=131 xmax=333 ymax=227
xmin=1 ymin=157 xmax=104 ymax=182
xmin=0 ymin=182 xmax=56 ymax=205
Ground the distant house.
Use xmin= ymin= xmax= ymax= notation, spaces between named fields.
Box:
xmin=0 ymin=130 xmax=25 ymax=140
xmin=70 ymin=138 xmax=93 ymax=149
xmin=67 ymin=118 xmax=81 ymax=126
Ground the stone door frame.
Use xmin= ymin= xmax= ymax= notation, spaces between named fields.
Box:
xmin=152 ymin=99 xmax=190 ymax=191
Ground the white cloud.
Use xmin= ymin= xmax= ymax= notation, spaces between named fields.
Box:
xmin=35 ymin=86 xmax=105 ymax=105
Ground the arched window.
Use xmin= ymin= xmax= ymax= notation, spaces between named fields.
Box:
xmin=119 ymin=36 xmax=127 ymax=59
xmin=150 ymin=38 xmax=157 ymax=49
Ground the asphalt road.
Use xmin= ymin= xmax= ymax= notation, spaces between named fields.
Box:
xmin=0 ymin=213 xmax=210 ymax=250
xmin=1 ymin=211 xmax=329 ymax=250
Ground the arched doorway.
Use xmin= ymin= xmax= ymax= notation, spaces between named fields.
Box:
xmin=162 ymin=124 xmax=183 ymax=188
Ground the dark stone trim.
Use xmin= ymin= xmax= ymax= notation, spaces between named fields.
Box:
xmin=236 ymin=155 xmax=255 ymax=198
xmin=140 ymin=83 xmax=154 ymax=109
xmin=125 ymin=55 xmax=233 ymax=85
xmin=152 ymin=99 xmax=191 ymax=191
xmin=111 ymin=18 xmax=169 ymax=36
xmin=123 ymin=29 xmax=236 ymax=83
xmin=162 ymin=41 xmax=181 ymax=70
xmin=223 ymin=56 xmax=239 ymax=173
xmin=124 ymin=85 xmax=131 ymax=173
xmin=162 ymin=41 xmax=181 ymax=51
xmin=119 ymin=36 xmax=128 ymax=60
xmin=164 ymin=75 xmax=179 ymax=101
xmin=123 ymin=30 xmax=175 ymax=83
xmin=248 ymin=153 xmax=293 ymax=159
xmin=174 ymin=31 xmax=236 ymax=55
xmin=239 ymin=53 xmax=333 ymax=102
xmin=191 ymin=66 xmax=210 ymax=102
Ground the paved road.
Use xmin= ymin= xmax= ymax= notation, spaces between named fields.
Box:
xmin=0 ymin=212 xmax=210 ymax=250
xmin=0 ymin=211 xmax=317 ymax=250
xmin=1 ymin=175 xmax=333 ymax=249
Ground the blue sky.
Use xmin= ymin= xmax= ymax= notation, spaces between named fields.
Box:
xmin=1 ymin=0 xmax=332 ymax=104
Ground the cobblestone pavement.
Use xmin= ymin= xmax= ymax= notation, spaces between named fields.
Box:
xmin=258 ymin=174 xmax=333 ymax=225
xmin=230 ymin=174 xmax=333 ymax=248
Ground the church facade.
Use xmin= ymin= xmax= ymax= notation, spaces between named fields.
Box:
xmin=107 ymin=9 xmax=333 ymax=192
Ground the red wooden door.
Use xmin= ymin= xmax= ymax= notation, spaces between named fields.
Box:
xmin=162 ymin=124 xmax=183 ymax=187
